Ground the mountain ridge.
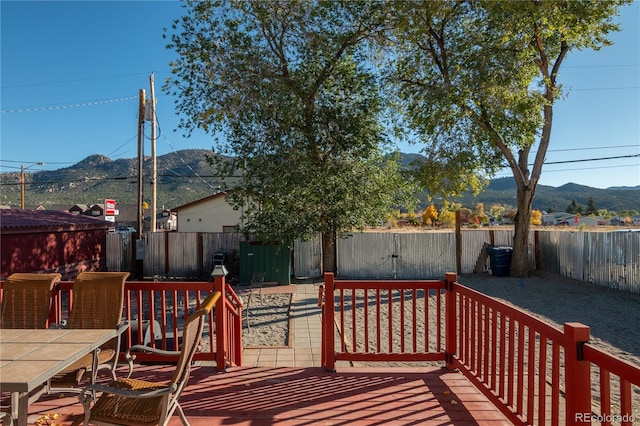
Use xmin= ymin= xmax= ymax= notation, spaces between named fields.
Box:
xmin=1 ymin=150 xmax=638 ymax=212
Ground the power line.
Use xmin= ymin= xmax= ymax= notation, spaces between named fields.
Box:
xmin=494 ymin=162 xmax=638 ymax=178
xmin=544 ymin=153 xmax=639 ymax=165
xmin=154 ymin=113 xmax=219 ymax=191
xmin=0 ymin=96 xmax=138 ymax=114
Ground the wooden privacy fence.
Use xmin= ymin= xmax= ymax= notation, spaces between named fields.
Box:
xmin=321 ymin=273 xmax=640 ymax=425
xmin=45 ymin=276 xmax=243 ymax=371
xmin=107 ymin=229 xmax=640 ymax=293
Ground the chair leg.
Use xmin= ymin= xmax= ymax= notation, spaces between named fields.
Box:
xmin=77 ymin=391 xmax=93 ymax=426
xmin=244 ymin=294 xmax=251 ymax=331
xmin=175 ymin=404 xmax=191 ymax=426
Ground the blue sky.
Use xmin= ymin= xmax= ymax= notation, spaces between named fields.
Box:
xmin=1 ymin=0 xmax=638 ymax=190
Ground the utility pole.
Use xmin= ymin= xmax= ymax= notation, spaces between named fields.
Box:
xmin=137 ymin=89 xmax=146 ymax=237
xmin=20 ymin=162 xmax=45 ymax=209
xmin=20 ymin=165 xmax=25 ymax=210
xmin=150 ymin=73 xmax=157 ymax=232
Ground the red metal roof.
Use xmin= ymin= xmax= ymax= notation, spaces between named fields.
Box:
xmin=0 ymin=208 xmax=109 ymax=232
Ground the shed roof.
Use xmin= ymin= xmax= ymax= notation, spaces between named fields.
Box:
xmin=1 ymin=209 xmax=109 ymax=232
xmin=171 ymin=191 xmax=228 ymax=212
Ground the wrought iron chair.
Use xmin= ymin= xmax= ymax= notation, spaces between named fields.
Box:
xmin=47 ymin=272 xmax=130 ymax=392
xmin=243 ymin=271 xmax=265 ymax=330
xmin=249 ymin=271 xmax=266 ymax=297
xmin=75 ymin=291 xmax=220 ymax=426
xmin=0 ymin=273 xmax=61 ymax=329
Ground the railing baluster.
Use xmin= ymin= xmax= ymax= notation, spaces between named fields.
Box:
xmin=516 ymin=321 xmax=525 ymax=415
xmin=507 ymin=315 xmax=515 ymax=408
xmin=527 ymin=328 xmax=535 ymax=423
xmin=363 ymin=288 xmax=369 ymax=353
xmin=537 ymin=335 xmax=547 ymax=425
xmin=376 ymin=288 xmax=381 ymax=353
xmin=601 ymin=369 xmax=611 ymax=426
xmin=551 ymin=342 xmax=560 ymax=426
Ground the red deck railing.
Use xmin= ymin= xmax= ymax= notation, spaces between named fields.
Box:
xmin=1 ymin=275 xmax=243 ymax=371
xmin=321 ymin=272 xmax=640 ymax=426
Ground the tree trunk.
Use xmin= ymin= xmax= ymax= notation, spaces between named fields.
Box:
xmin=510 ymin=184 xmax=535 ymax=277
xmin=321 ymin=231 xmax=336 ymax=273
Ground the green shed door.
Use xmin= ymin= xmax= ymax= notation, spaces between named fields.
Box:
xmin=239 ymin=241 xmax=291 ymax=285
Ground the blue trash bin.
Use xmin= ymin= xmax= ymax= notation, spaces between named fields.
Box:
xmin=486 ymin=246 xmax=513 ymax=277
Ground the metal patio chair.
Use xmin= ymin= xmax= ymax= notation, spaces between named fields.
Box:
xmin=0 ymin=272 xmax=61 ymax=329
xmin=0 ymin=273 xmax=61 ymax=425
xmin=47 ymin=272 xmax=130 ymax=392
xmin=243 ymin=272 xmax=265 ymax=330
xmin=75 ymin=291 xmax=220 ymax=426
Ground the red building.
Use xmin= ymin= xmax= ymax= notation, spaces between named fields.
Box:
xmin=0 ymin=209 xmax=109 ymax=280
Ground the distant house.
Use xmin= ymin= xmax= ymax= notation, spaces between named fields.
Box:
xmin=172 ymin=192 xmax=244 ymax=233
xmin=0 ymin=209 xmax=109 ymax=280
xmin=86 ymin=203 xmax=105 ymax=217
xmin=69 ymin=204 xmax=89 ymax=215
xmin=542 ymin=212 xmax=576 ymax=226
xmin=578 ymin=216 xmax=601 ymax=227
xmin=143 ymin=208 xmax=177 ymax=231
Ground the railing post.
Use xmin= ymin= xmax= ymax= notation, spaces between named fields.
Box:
xmin=324 ymin=273 xmax=336 ymax=371
xmin=445 ymin=272 xmax=457 ymax=370
xmin=214 ymin=275 xmax=228 ymax=371
xmin=318 ymin=284 xmax=325 ymax=367
xmin=564 ymin=322 xmax=592 ymax=425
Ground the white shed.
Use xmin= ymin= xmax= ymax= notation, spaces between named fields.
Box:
xmin=172 ymin=192 xmax=244 ymax=233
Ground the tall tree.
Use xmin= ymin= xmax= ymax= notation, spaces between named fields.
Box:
xmin=165 ymin=0 xmax=413 ymax=273
xmin=386 ymin=0 xmax=627 ymax=276
xmin=586 ymin=197 xmax=598 ymax=215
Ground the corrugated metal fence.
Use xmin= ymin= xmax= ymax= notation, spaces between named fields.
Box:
xmin=106 ymin=229 xmax=640 ymax=293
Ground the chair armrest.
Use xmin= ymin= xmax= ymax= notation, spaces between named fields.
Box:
xmin=124 ymin=345 xmax=181 ymax=378
xmin=116 ymin=321 xmax=129 ymax=335
xmin=125 ymin=345 xmax=180 ymax=358
xmin=80 ymin=382 xmax=177 ymax=399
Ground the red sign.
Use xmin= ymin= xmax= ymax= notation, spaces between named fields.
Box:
xmin=105 ymin=199 xmax=116 ymax=216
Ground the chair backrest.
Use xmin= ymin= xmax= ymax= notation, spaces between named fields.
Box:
xmin=67 ymin=272 xmax=129 ymax=329
xmin=171 ymin=291 xmax=220 ymax=387
xmin=0 ymin=273 xmax=61 ymax=328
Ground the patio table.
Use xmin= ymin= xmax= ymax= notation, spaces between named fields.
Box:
xmin=0 ymin=328 xmax=118 ymax=426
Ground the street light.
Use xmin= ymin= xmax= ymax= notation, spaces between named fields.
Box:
xmin=20 ymin=162 xmax=45 ymax=209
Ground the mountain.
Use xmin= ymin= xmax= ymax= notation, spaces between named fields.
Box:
xmin=2 ymin=150 xmax=638 ymax=213
xmin=448 ymin=178 xmax=640 ymax=213
xmin=0 ymin=149 xmax=223 ymax=208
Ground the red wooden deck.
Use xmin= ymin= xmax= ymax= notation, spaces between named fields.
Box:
xmin=22 ymin=363 xmax=511 ymax=425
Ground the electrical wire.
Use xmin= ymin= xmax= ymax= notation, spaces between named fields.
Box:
xmin=153 ymin=112 xmax=220 ymax=191
xmin=0 ymin=96 xmax=138 ymax=114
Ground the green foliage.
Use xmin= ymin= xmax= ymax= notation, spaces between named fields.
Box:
xmin=166 ymin=1 xmax=415 ymax=246
xmin=438 ymin=210 xmax=455 ymax=227
xmin=406 ymin=210 xmax=420 ymax=225
xmin=383 ymin=0 xmax=628 ymax=275
xmin=490 ymin=204 xmax=506 ymax=220
xmin=566 ymin=199 xmax=584 ymax=214
xmin=586 ymin=197 xmax=598 ymax=215
xmin=472 ymin=203 xmax=489 ymax=224
xmin=621 ymin=209 xmax=639 ymax=217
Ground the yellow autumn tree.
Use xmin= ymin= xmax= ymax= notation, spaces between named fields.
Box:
xmin=530 ymin=209 xmax=542 ymax=225
xmin=422 ymin=204 xmax=438 ymax=227
xmin=472 ymin=203 xmax=489 ymax=225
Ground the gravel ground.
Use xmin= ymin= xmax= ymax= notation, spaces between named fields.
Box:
xmin=241 ymin=292 xmax=292 ymax=347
